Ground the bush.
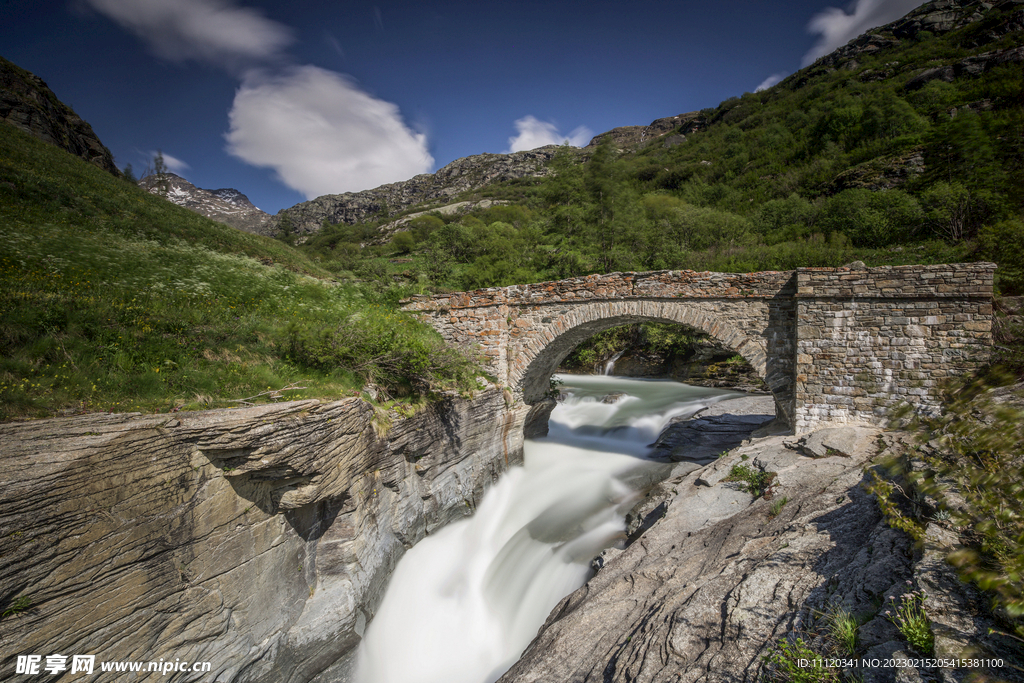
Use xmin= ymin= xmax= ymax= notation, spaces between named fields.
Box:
xmin=285 ymin=311 xmax=477 ymax=396
xmin=725 ymin=463 xmax=776 ymax=498
xmin=819 ymin=189 xmax=922 ymax=248
xmin=980 ymin=217 xmax=1024 ymax=294
xmin=390 ymin=231 xmax=416 ymax=254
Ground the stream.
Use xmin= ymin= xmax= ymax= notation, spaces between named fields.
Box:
xmin=354 ymin=374 xmax=745 ymax=683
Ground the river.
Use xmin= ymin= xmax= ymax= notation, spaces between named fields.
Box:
xmin=354 ymin=374 xmax=745 ymax=683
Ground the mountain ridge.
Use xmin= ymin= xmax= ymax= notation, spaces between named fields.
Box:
xmin=137 ymin=172 xmax=273 ymax=234
xmin=0 ymin=55 xmax=120 ymax=177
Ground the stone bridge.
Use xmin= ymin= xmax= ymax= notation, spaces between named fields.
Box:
xmin=402 ymin=263 xmax=994 ymax=434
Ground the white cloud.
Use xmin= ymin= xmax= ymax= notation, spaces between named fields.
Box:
xmin=83 ymin=0 xmax=292 ymax=70
xmin=803 ymin=0 xmax=927 ymax=66
xmin=506 ymin=116 xmax=593 ymax=153
xmin=755 ymin=72 xmax=787 ymax=92
xmin=225 ymin=66 xmax=434 ymax=199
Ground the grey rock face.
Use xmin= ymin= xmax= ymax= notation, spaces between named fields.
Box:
xmin=587 ymin=112 xmax=705 ymax=151
xmin=0 ymin=55 xmax=120 ymax=176
xmin=786 ymin=426 xmax=865 ymax=458
xmin=499 ymin=426 xmax=1024 ymax=683
xmin=138 ymin=173 xmax=273 ymax=234
xmin=0 ymin=391 xmax=528 ymax=682
xmin=497 ymin=428 xmax=900 ymax=682
xmin=276 ymin=146 xmax=575 ymax=236
xmin=796 ymin=0 xmax=1023 ymax=87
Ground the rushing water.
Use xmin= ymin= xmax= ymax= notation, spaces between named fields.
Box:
xmin=355 ymin=374 xmax=743 ymax=683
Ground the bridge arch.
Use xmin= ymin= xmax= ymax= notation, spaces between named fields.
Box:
xmin=507 ymin=300 xmax=791 ymax=426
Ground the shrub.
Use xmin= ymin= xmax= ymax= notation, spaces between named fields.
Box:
xmin=390 ymin=231 xmax=416 ymax=254
xmin=725 ymin=463 xmax=776 ymax=498
xmin=285 ymin=312 xmax=477 ymax=396
xmin=819 ymin=189 xmax=923 ymax=248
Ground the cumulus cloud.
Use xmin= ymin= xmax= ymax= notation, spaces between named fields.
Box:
xmin=755 ymin=72 xmax=788 ymax=92
xmin=803 ymin=0 xmax=927 ymax=66
xmin=225 ymin=66 xmax=434 ymax=199
xmin=83 ymin=0 xmax=292 ymax=70
xmin=506 ymin=116 xmax=593 ymax=153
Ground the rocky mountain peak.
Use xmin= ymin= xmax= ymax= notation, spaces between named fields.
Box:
xmin=809 ymin=0 xmax=1023 ymax=71
xmin=0 ymin=55 xmax=120 ymax=177
xmin=275 ymin=145 xmax=580 ymax=236
xmin=138 ymin=173 xmax=272 ymax=234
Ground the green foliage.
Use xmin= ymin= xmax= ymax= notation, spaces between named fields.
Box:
xmin=285 ymin=309 xmax=477 ymax=396
xmin=893 ymin=370 xmax=1024 ymax=640
xmin=1 ymin=595 xmax=31 ymax=619
xmin=725 ymin=463 xmax=776 ymax=499
xmin=884 ymin=590 xmax=934 ymax=654
xmin=823 ymin=605 xmax=859 ymax=656
xmin=819 ymin=189 xmax=922 ymax=248
xmin=768 ymin=496 xmax=790 ymax=519
xmin=863 ymin=463 xmax=927 ymax=541
xmin=762 ymin=637 xmax=839 ymax=683
xmin=980 ymin=218 xmax=1024 ymax=294
xmin=0 ymin=122 xmax=479 ymax=420
xmin=406 ymin=214 xmax=445 ymax=242
xmin=561 ymin=323 xmax=711 ymax=370
xmin=390 ymin=231 xmax=416 ymax=255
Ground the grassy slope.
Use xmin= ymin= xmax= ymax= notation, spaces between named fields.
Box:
xmin=0 ymin=123 xmax=473 ymax=420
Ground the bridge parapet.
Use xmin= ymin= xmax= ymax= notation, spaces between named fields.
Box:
xmin=403 ymin=263 xmax=994 ymax=434
xmin=402 ymin=270 xmax=794 ymax=311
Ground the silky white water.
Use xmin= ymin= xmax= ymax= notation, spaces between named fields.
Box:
xmin=355 ymin=374 xmax=742 ymax=683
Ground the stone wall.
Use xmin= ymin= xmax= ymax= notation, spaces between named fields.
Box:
xmin=793 ymin=263 xmax=994 ymax=432
xmin=404 ymin=263 xmax=994 ymax=434
xmin=0 ymin=391 xmax=527 ymax=682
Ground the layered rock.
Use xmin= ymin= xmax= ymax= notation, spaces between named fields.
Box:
xmin=138 ymin=173 xmax=273 ymax=234
xmin=499 ymin=428 xmax=1022 ymax=683
xmin=275 ymin=146 xmax=575 ymax=236
xmin=587 ymin=112 xmax=705 ymax=151
xmin=0 ymin=390 xmax=527 ymax=682
xmin=0 ymin=55 xmax=120 ymax=176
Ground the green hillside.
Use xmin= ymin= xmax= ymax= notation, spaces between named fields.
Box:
xmin=295 ymin=1 xmax=1023 ymax=294
xmin=0 ymin=123 xmax=474 ymax=421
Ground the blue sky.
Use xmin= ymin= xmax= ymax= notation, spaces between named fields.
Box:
xmin=2 ymin=0 xmax=925 ymax=214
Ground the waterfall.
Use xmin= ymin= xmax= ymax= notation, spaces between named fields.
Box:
xmin=354 ymin=374 xmax=742 ymax=683
xmin=602 ymin=349 xmax=626 ymax=375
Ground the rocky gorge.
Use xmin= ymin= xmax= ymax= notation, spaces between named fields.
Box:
xmin=4 ymin=375 xmax=1022 ymax=683
xmin=0 ymin=388 xmax=530 ymax=682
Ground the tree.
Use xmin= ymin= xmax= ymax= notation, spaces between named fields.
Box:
xmin=277 ymin=213 xmax=297 ymax=246
xmin=153 ymin=150 xmax=169 ymax=195
xmin=391 ymin=231 xmax=416 ymax=254
xmin=122 ymin=163 xmax=137 ymax=184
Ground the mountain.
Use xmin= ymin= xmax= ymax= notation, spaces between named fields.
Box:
xmin=795 ymin=0 xmax=1024 ymax=84
xmin=0 ymin=55 xmax=120 ymax=177
xmin=274 ymin=112 xmax=708 ymax=237
xmin=137 ymin=172 xmax=272 ymax=234
xmin=274 ymin=145 xmax=578 ymax=236
xmin=586 ymin=111 xmax=705 ymax=151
